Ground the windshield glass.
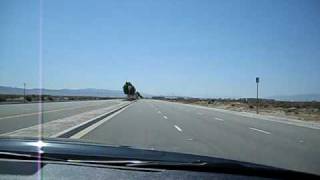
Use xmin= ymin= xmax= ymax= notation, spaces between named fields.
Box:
xmin=1 ymin=0 xmax=320 ymax=176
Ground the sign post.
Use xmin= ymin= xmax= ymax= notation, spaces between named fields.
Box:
xmin=256 ymin=77 xmax=260 ymax=114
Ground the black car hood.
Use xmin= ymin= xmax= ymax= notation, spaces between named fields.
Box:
xmin=0 ymin=136 xmax=318 ymax=179
xmin=0 ymin=136 xmax=247 ymax=164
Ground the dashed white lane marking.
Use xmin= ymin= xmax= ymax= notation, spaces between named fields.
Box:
xmin=163 ymin=116 xmax=168 ymax=119
xmin=174 ymin=125 xmax=182 ymax=132
xmin=214 ymin=117 xmax=224 ymax=121
xmin=157 ymin=111 xmax=161 ymax=114
xmin=249 ymin=127 xmax=271 ymax=135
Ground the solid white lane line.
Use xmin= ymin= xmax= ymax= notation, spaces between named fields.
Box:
xmin=70 ymin=105 xmax=131 ymax=139
xmin=249 ymin=127 xmax=271 ymax=135
xmin=215 ymin=117 xmax=224 ymax=121
xmin=174 ymin=125 xmax=182 ymax=132
xmin=163 ymin=116 xmax=168 ymax=119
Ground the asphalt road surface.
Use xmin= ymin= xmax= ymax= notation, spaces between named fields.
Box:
xmin=80 ymin=99 xmax=320 ymax=175
xmin=0 ymin=100 xmax=123 ymax=134
xmin=1 ymin=99 xmax=319 ymax=175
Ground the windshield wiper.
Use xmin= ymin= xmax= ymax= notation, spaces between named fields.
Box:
xmin=67 ymin=159 xmax=207 ymax=167
xmin=0 ymin=151 xmax=64 ymax=161
xmin=66 ymin=159 xmax=319 ymax=179
xmin=0 ymin=151 xmax=206 ymax=168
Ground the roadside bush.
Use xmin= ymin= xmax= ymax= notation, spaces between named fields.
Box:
xmin=25 ymin=96 xmax=32 ymax=102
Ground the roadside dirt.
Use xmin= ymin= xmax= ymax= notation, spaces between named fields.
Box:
xmin=169 ymin=100 xmax=320 ymax=121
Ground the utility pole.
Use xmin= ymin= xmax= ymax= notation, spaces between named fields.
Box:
xmin=256 ymin=77 xmax=259 ymax=114
xmin=23 ymin=83 xmax=26 ymax=103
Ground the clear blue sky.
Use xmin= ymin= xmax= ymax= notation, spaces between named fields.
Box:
xmin=1 ymin=0 xmax=320 ymax=98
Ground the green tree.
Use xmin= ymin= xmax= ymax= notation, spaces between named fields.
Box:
xmin=0 ymin=96 xmax=6 ymax=102
xmin=135 ymin=91 xmax=143 ymax=99
xmin=123 ymin=82 xmax=130 ymax=95
xmin=48 ymin=96 xmax=54 ymax=101
xmin=129 ymin=85 xmax=136 ymax=95
xmin=123 ymin=82 xmax=136 ymax=96
xmin=25 ymin=96 xmax=32 ymax=102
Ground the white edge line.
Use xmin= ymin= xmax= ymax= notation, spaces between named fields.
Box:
xmin=174 ymin=125 xmax=182 ymax=132
xmin=249 ymin=127 xmax=271 ymax=135
xmin=70 ymin=105 xmax=132 ymax=139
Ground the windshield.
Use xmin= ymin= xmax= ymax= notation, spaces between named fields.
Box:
xmin=1 ymin=0 xmax=320 ymax=176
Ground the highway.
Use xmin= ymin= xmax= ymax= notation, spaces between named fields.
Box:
xmin=1 ymin=99 xmax=320 ymax=175
xmin=80 ymin=100 xmax=320 ymax=175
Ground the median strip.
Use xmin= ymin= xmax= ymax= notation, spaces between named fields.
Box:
xmin=1 ymin=101 xmax=132 ymax=138
xmin=53 ymin=102 xmax=133 ymax=138
xmin=70 ymin=105 xmax=131 ymax=139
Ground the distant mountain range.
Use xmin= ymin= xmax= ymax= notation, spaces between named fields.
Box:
xmin=1 ymin=86 xmax=319 ymax=101
xmin=0 ymin=86 xmax=125 ymax=97
xmin=269 ymin=94 xmax=320 ymax=102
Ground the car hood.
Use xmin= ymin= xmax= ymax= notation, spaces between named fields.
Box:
xmin=0 ymin=136 xmax=318 ymax=179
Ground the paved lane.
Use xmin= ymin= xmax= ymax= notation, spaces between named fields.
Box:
xmin=81 ymin=100 xmax=198 ymax=153
xmin=152 ymin=100 xmax=320 ymax=173
xmin=0 ymin=100 xmax=123 ymax=134
xmin=81 ymin=99 xmax=320 ymax=175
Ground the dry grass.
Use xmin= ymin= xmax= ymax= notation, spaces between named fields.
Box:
xmin=169 ymin=99 xmax=320 ymax=121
